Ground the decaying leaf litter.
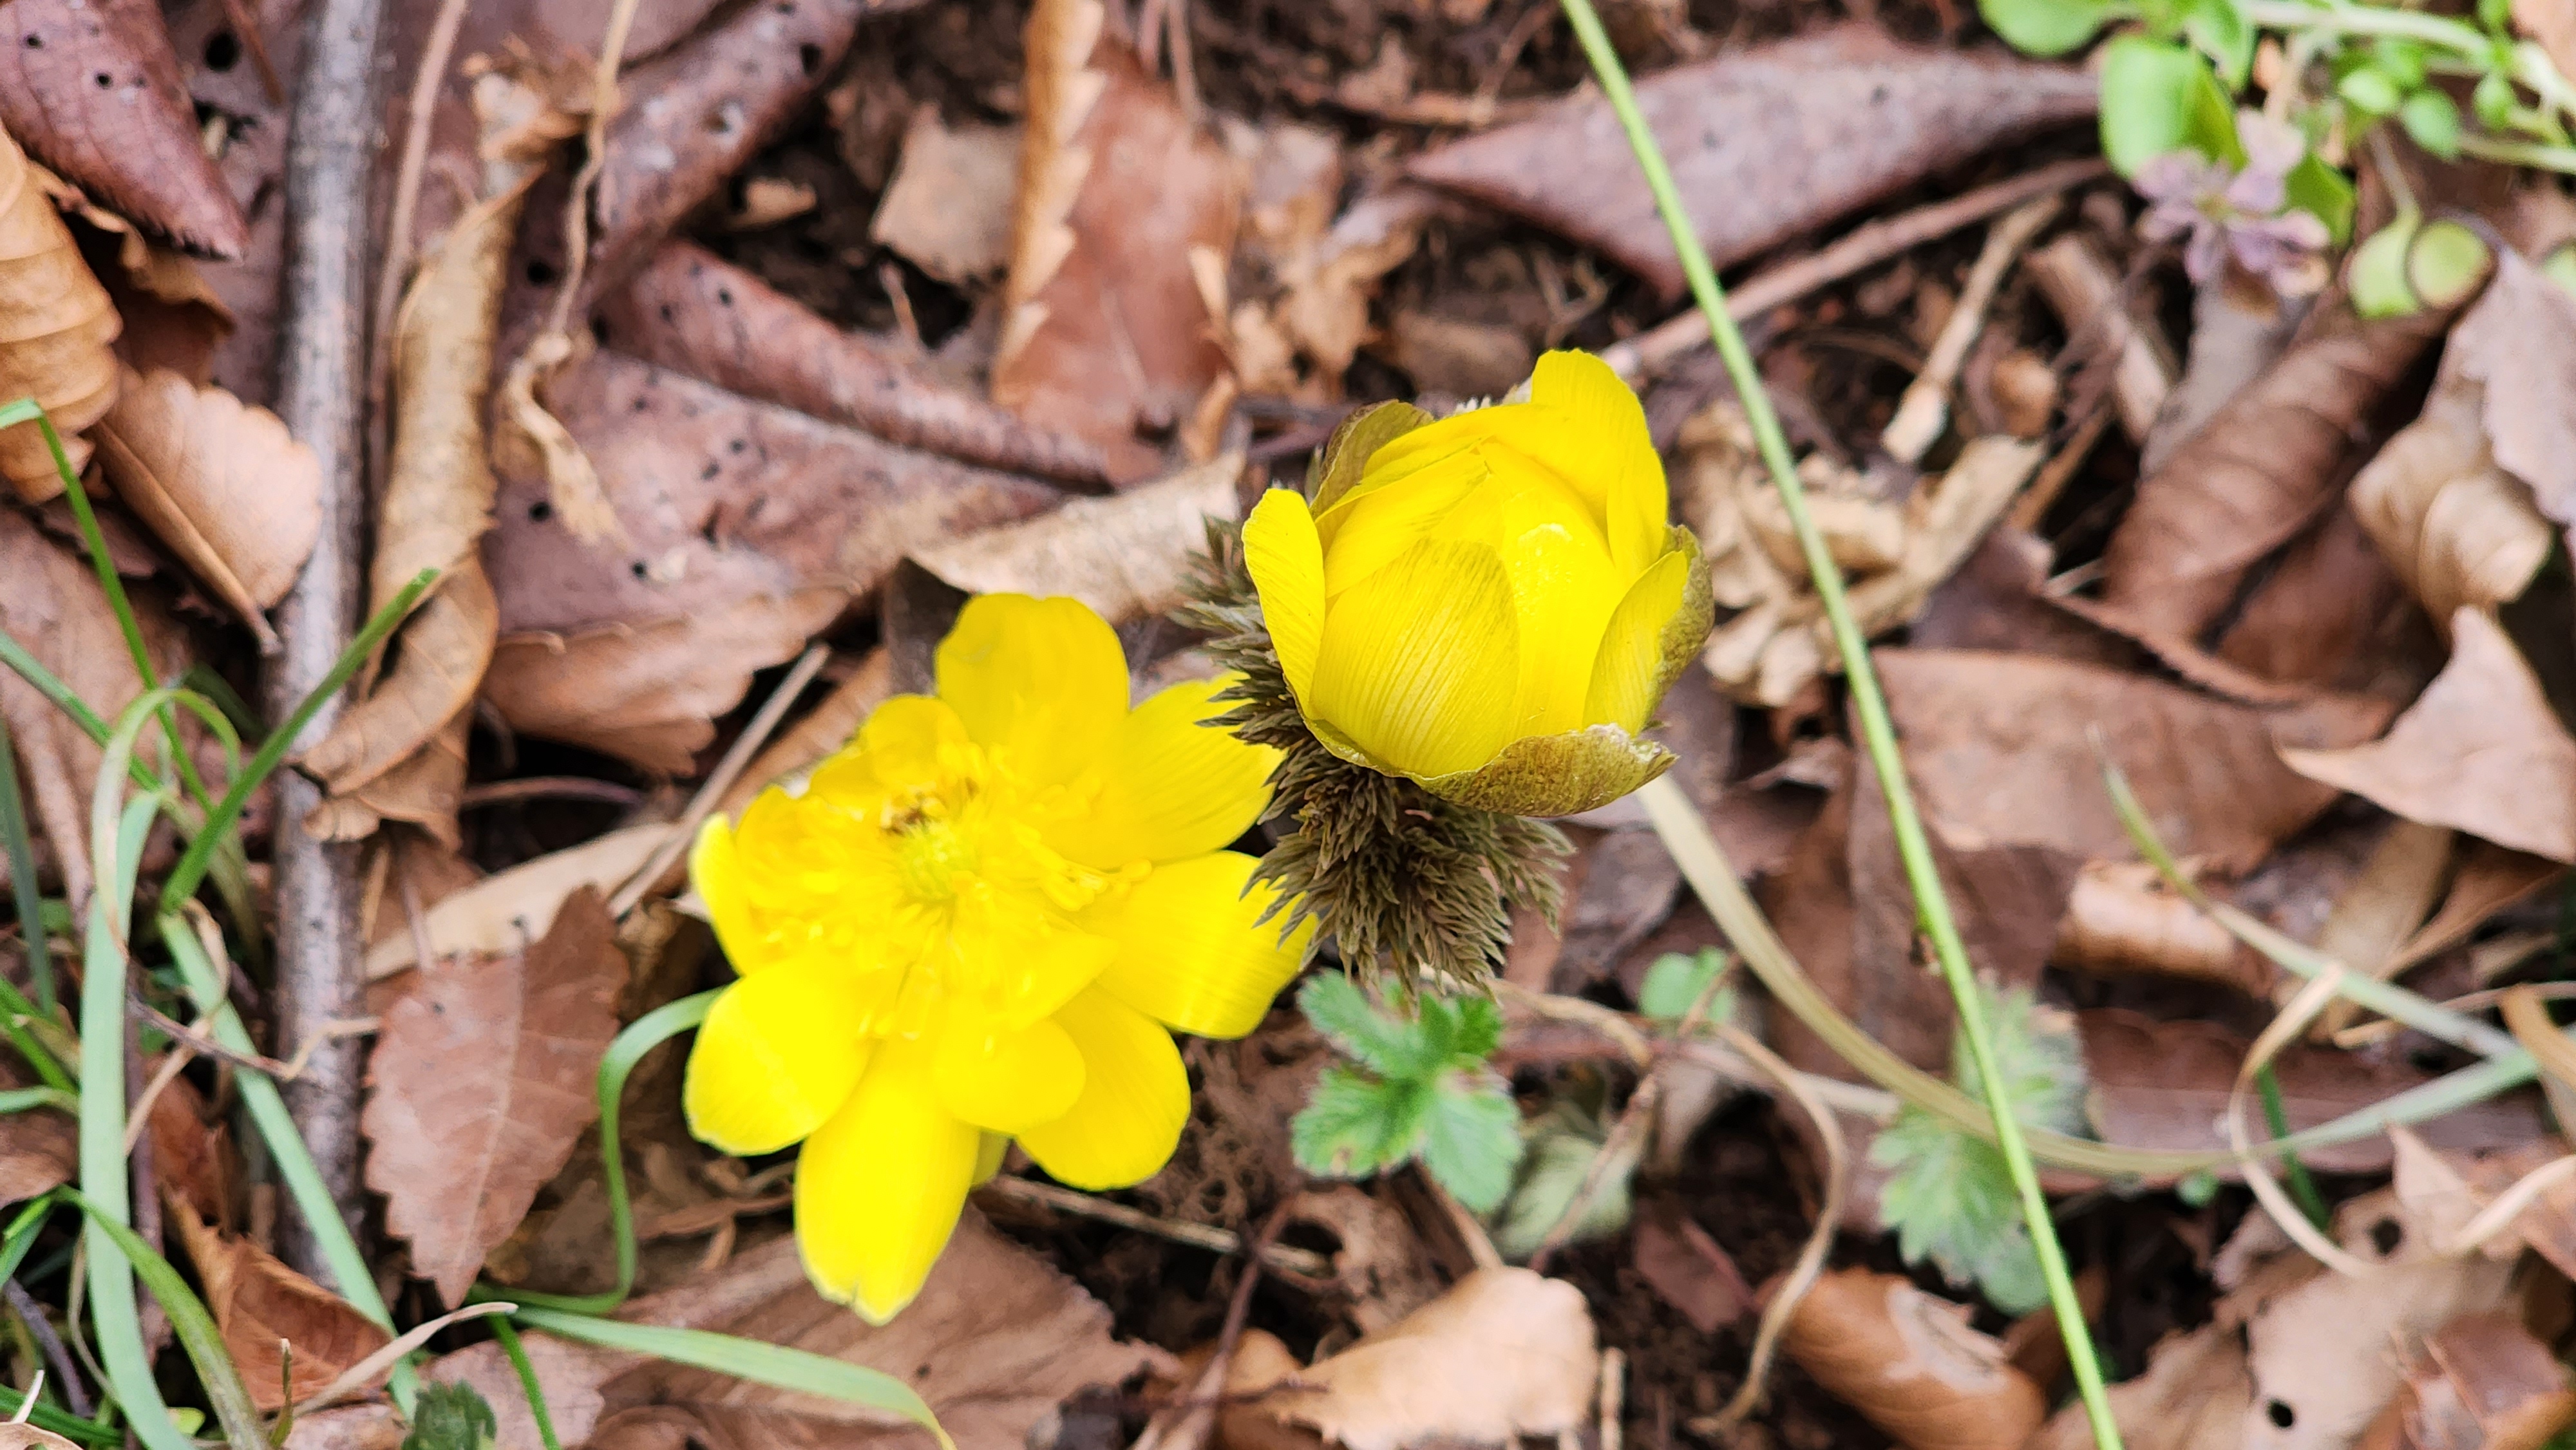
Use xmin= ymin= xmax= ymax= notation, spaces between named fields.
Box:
xmin=4 ymin=0 xmax=2576 ymax=1446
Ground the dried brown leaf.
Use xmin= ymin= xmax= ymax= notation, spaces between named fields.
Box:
xmin=874 ymin=107 xmax=1018 ymax=283
xmin=172 ymin=1207 xmax=391 ymax=1412
xmin=2100 ymin=306 xmax=2447 ymax=640
xmin=2393 ymin=1131 xmax=2576 ymax=1281
xmin=2385 ymin=839 xmax=2564 ymax=975
xmin=2031 ymin=1322 xmax=2249 ymax=1450
xmin=2446 ymin=252 xmax=2576 ymax=529
xmin=1875 ymin=648 xmax=2385 ymax=872
xmin=361 ymin=822 xmax=672 ymax=979
xmin=442 ymin=1217 xmax=1158 ymax=1450
xmin=2284 ymin=608 xmax=2576 ymax=862
xmin=0 ymin=1425 xmax=81 ymax=1449
xmin=279 ymin=1407 xmax=403 ymax=1450
xmin=363 ymin=887 xmax=628 ymax=1308
xmin=2374 ymin=1312 xmax=2576 ymax=1450
xmin=0 ymin=124 xmax=118 ymax=500
xmin=2052 ymin=859 xmax=2267 ymax=993
xmin=92 ymin=365 xmax=320 ymax=648
xmin=0 ymin=0 xmax=245 ymax=256
xmin=1630 ymin=1198 xmax=1751 ymax=1335
xmin=1405 ymin=29 xmax=2094 ymax=299
xmin=2079 ymin=1009 xmax=2545 ymax=1176
xmin=994 ymin=0 xmax=1240 ymax=484
xmin=298 ymin=73 xmax=551 ymax=840
xmin=1781 ymin=1268 xmax=2043 ymax=1450
xmin=2211 ymin=505 xmax=2429 ymax=697
xmin=907 ymin=451 xmax=1241 ymax=619
xmin=599 ymin=243 xmax=1108 ymax=485
xmin=1222 ymin=1267 xmax=1598 ymax=1450
xmin=2350 ymin=386 xmax=2554 ymax=623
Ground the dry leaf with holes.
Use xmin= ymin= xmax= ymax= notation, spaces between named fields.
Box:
xmin=994 ymin=0 xmax=1241 ymax=484
xmin=1216 ymin=1267 xmax=1597 ymax=1450
xmin=2361 ymin=1312 xmax=2576 ymax=1450
xmin=2099 ymin=305 xmax=2447 ymax=641
xmin=909 ymin=451 xmax=1242 ymax=621
xmin=598 ymin=242 xmax=1108 ymax=485
xmin=0 ymin=122 xmax=118 ymax=500
xmin=1781 ymin=1268 xmax=2045 ymax=1450
xmin=432 ymin=1218 xmax=1159 ymax=1450
xmin=0 ymin=0 xmax=246 ymax=257
xmin=1405 ymin=28 xmax=2094 ymax=299
xmin=91 ymin=366 xmax=319 ymax=651
xmin=172 ymin=1207 xmax=391 ymax=1412
xmin=2284 ymin=608 xmax=2576 ymax=863
xmin=362 ymin=888 xmax=628 ymax=1308
xmin=298 ymin=72 xmax=555 ymax=849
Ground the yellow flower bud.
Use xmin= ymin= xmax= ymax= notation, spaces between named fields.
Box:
xmin=1241 ymin=350 xmax=1712 ymax=817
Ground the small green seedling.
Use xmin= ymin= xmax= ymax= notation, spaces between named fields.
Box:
xmin=1636 ymin=946 xmax=1732 ymax=1026
xmin=1872 ymin=984 xmax=2089 ymax=1314
xmin=1291 ymin=974 xmax=1524 ymax=1212
xmin=401 ymin=1384 xmax=498 ymax=1450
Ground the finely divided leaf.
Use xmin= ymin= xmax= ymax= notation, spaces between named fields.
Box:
xmin=402 ymin=1383 xmax=498 ymax=1450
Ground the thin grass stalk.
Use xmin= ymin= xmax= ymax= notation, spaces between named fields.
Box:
xmin=1549 ymin=6 xmax=2120 ymax=1440
xmin=0 ymin=715 xmax=50 ymax=1014
xmin=491 ymin=1319 xmax=563 ymax=1450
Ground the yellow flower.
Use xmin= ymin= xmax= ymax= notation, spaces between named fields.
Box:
xmin=684 ymin=594 xmax=1312 ymax=1323
xmin=1240 ymin=350 xmax=1714 ymax=817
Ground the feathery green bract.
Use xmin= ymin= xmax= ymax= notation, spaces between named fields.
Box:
xmin=401 ymin=1383 xmax=500 ymax=1450
xmin=1290 ymin=975 xmax=1524 ymax=1210
xmin=1871 ymin=984 xmax=2088 ymax=1313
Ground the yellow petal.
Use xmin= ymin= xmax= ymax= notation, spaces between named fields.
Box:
xmin=688 ymin=815 xmax=764 ymax=972
xmin=855 ymin=693 xmax=967 ymax=796
xmin=973 ymin=1132 xmax=1009 ymax=1185
xmin=795 ymin=1035 xmax=980 ymax=1323
xmin=1014 ymin=989 xmax=1189 ymax=1191
xmin=1045 ymin=677 xmax=1277 ymax=869
xmin=1242 ymin=489 xmax=1327 ymax=701
xmin=931 ymin=1012 xmax=1085 ymax=1132
xmin=1316 ymin=444 xmax=1487 ymax=598
xmin=1429 ymin=465 xmax=1623 ymax=737
xmin=1307 ymin=538 xmax=1519 ymax=780
xmin=934 ymin=594 xmax=1128 ymax=789
xmin=684 ymin=961 xmax=874 ymax=1155
xmin=1526 ymin=351 xmax=1667 ymax=579
xmin=1086 ymin=851 xmax=1312 ymax=1039
xmin=1584 ymin=547 xmax=1692 ymax=733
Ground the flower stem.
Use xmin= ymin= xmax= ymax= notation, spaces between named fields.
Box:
xmin=1551 ymin=4 xmax=2125 ymax=1445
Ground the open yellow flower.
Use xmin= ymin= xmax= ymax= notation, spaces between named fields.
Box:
xmin=1240 ymin=350 xmax=1713 ymax=817
xmin=684 ymin=594 xmax=1311 ymax=1322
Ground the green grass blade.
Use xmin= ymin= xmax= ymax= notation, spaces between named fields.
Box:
xmin=0 ymin=712 xmax=51 ymax=1015
xmin=488 ymin=991 xmax=717 ymax=1315
xmin=158 ymin=567 xmax=437 ymax=913
xmin=489 ymin=1319 xmax=562 ymax=1450
xmin=60 ymin=1190 xmax=267 ymax=1450
xmin=509 ymin=1308 xmax=951 ymax=1450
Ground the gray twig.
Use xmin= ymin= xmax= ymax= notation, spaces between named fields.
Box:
xmin=268 ymin=0 xmax=390 ymax=1290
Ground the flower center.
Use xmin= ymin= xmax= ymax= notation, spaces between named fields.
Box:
xmin=893 ymin=811 xmax=980 ymax=905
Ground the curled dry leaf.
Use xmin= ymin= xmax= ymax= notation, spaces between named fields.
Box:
xmin=0 ymin=0 xmax=246 ymax=257
xmin=911 ymin=451 xmax=1242 ymax=630
xmin=2052 ymin=859 xmax=2267 ymax=994
xmin=479 ymin=348 xmax=1059 ymax=771
xmin=2443 ymin=252 xmax=2576 ymax=532
xmin=1406 ymin=28 xmax=2094 ymax=299
xmin=2099 ymin=305 xmax=2448 ymax=641
xmin=2079 ymin=1010 xmax=2545 ymax=1176
xmin=440 ymin=1218 xmax=1158 ymax=1450
xmin=1221 ymin=1267 xmax=1598 ymax=1450
xmin=362 ymin=887 xmax=629 ymax=1308
xmin=2363 ymin=1312 xmax=2576 ymax=1450
xmin=2349 ymin=383 xmax=2553 ymax=623
xmin=1683 ymin=400 xmax=2042 ymax=705
xmin=994 ymin=0 xmax=1240 ymax=485
xmin=171 ymin=1207 xmax=392 ymax=1412
xmin=362 ymin=822 xmax=675 ymax=980
xmin=0 ymin=122 xmax=118 ymax=500
xmin=2284 ymin=608 xmax=2576 ymax=863
xmin=1273 ymin=1185 xmax=1444 ymax=1334
xmin=598 ymin=242 xmax=1109 ymax=486
xmin=1873 ymin=648 xmax=2385 ymax=873
xmin=92 ymin=365 xmax=321 ymax=650
xmin=1780 ymin=1268 xmax=2043 ymax=1450
xmin=0 ymin=1426 xmax=80 ymax=1449
xmin=2391 ymin=1129 xmax=2576 ymax=1279
xmin=298 ymin=72 xmax=554 ymax=847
